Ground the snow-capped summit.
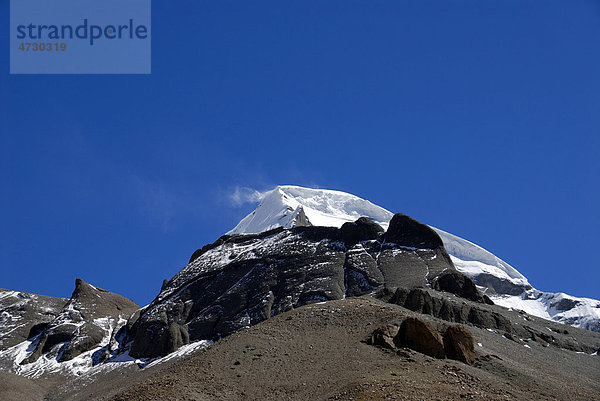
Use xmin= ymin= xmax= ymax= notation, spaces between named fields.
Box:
xmin=228 ymin=186 xmax=393 ymax=235
xmin=228 ymin=185 xmax=600 ymax=332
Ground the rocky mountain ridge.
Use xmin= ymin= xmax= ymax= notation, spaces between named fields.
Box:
xmin=229 ymin=186 xmax=600 ymax=332
xmin=0 ymin=289 xmax=67 ymax=351
xmin=0 ymin=279 xmax=139 ymax=377
xmin=126 ymin=213 xmax=458 ymax=358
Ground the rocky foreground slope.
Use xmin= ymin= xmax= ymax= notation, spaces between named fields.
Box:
xmin=47 ymin=298 xmax=600 ymax=401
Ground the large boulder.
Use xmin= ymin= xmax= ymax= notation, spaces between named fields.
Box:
xmin=369 ymin=320 xmax=477 ymax=365
xmin=395 ymin=317 xmax=445 ymax=359
xmin=443 ymin=325 xmax=475 ymax=365
xmin=377 ymin=213 xmax=456 ymax=289
xmin=385 ymin=213 xmax=444 ymax=249
xmin=340 ymin=217 xmax=384 ymax=246
xmin=367 ymin=324 xmax=399 ymax=350
xmin=433 ymin=271 xmax=493 ymax=304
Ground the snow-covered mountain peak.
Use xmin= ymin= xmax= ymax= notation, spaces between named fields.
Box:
xmin=228 ymin=185 xmax=526 ymax=287
xmin=228 ymin=185 xmax=394 ymax=235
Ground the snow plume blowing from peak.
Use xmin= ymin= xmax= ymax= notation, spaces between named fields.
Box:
xmin=228 ymin=186 xmax=265 ymax=207
xmin=227 ymin=185 xmax=600 ymax=332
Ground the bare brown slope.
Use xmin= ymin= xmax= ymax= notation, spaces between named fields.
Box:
xmin=97 ymin=298 xmax=600 ymax=401
xmin=0 ymin=371 xmax=49 ymax=401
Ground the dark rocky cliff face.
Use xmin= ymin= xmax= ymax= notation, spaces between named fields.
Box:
xmin=127 ymin=214 xmax=460 ymax=358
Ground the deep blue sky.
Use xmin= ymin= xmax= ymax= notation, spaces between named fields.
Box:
xmin=1 ymin=1 xmax=599 ymax=305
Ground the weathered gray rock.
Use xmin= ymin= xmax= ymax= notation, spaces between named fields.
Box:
xmin=344 ymin=242 xmax=384 ymax=297
xmin=388 ymin=287 xmax=410 ymax=306
xmin=470 ymin=272 xmax=532 ymax=296
xmin=433 ymin=271 xmax=492 ymax=304
xmin=390 ymin=287 xmax=512 ymax=334
xmin=367 ymin=325 xmax=399 ymax=350
xmin=377 ymin=213 xmax=456 ymax=289
xmin=386 ymin=213 xmax=445 ymax=250
xmin=340 ymin=217 xmax=383 ymax=246
xmin=503 ymin=332 xmax=524 ymax=344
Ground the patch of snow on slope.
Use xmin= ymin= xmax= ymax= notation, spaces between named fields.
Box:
xmin=493 ymin=291 xmax=600 ymax=331
xmin=431 ymin=228 xmax=529 ymax=287
xmin=0 ymin=317 xmax=121 ymax=378
xmin=0 ymin=319 xmax=211 ymax=378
